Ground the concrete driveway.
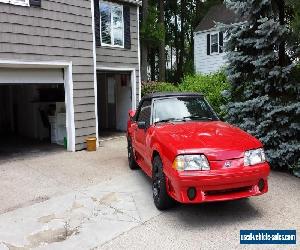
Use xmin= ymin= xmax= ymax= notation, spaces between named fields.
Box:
xmin=0 ymin=137 xmax=299 ymax=250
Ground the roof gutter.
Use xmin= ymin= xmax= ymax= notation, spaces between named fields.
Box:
xmin=121 ymin=0 xmax=142 ymax=6
xmin=194 ymin=20 xmax=247 ymax=35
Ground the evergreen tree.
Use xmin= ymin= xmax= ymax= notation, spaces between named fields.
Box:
xmin=223 ymin=0 xmax=300 ymax=171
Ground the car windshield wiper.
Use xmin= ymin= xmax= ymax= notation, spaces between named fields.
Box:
xmin=183 ymin=115 xmax=215 ymax=121
xmin=155 ymin=118 xmax=186 ymax=124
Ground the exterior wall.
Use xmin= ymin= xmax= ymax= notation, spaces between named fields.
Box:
xmin=0 ymin=0 xmax=96 ymax=150
xmin=96 ymin=4 xmax=140 ymax=106
xmin=194 ymin=29 xmax=227 ymax=74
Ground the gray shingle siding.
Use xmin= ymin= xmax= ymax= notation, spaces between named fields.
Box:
xmin=0 ymin=0 xmax=96 ymax=150
xmin=0 ymin=0 xmax=140 ymax=150
xmin=96 ymin=4 xmax=140 ymax=106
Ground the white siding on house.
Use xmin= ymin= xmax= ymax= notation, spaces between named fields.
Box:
xmin=194 ymin=29 xmax=227 ymax=74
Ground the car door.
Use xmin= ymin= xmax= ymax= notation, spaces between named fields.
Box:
xmin=134 ymin=100 xmax=152 ymax=163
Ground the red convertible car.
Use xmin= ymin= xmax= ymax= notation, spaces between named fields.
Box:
xmin=127 ymin=93 xmax=270 ymax=210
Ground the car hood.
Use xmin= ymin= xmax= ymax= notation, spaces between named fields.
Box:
xmin=155 ymin=121 xmax=262 ymax=161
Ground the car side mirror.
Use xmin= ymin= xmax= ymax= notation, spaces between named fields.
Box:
xmin=137 ymin=121 xmax=146 ymax=129
xmin=128 ymin=110 xmax=136 ymax=121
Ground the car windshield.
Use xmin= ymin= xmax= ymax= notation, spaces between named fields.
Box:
xmin=153 ymin=96 xmax=219 ymax=124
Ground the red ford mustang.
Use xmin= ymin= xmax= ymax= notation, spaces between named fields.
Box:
xmin=127 ymin=92 xmax=270 ymax=210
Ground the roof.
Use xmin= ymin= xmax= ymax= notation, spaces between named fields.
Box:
xmin=143 ymin=92 xmax=203 ymax=100
xmin=195 ymin=4 xmax=244 ymax=32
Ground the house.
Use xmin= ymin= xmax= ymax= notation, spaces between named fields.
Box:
xmin=194 ymin=4 xmax=243 ymax=74
xmin=0 ymin=0 xmax=141 ymax=152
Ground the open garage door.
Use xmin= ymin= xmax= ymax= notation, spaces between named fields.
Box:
xmin=0 ymin=67 xmax=69 ymax=158
xmin=0 ymin=68 xmax=64 ymax=85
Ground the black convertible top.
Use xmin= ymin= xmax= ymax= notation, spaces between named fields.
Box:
xmin=142 ymin=92 xmax=203 ymax=101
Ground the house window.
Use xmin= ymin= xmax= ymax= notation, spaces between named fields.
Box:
xmin=0 ymin=0 xmax=29 ymax=6
xmin=207 ymin=32 xmax=224 ymax=55
xmin=210 ymin=33 xmax=219 ymax=54
xmin=100 ymin=1 xmax=124 ymax=47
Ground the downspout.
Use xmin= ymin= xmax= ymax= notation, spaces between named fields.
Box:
xmin=90 ymin=0 xmax=99 ymax=146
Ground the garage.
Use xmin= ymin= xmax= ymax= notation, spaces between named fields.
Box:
xmin=0 ymin=65 xmax=74 ymax=157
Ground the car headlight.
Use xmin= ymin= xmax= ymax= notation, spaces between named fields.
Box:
xmin=173 ymin=155 xmax=210 ymax=171
xmin=244 ymin=148 xmax=266 ymax=166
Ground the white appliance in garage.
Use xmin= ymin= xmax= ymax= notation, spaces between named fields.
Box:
xmin=49 ymin=110 xmax=67 ymax=145
xmin=48 ymin=104 xmax=67 ymax=145
xmin=116 ymin=74 xmax=132 ymax=131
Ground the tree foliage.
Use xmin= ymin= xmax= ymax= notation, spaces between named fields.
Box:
xmin=140 ymin=4 xmax=165 ymax=46
xmin=287 ymin=0 xmax=300 ymax=42
xmin=224 ymin=0 xmax=300 ymax=170
xmin=141 ymin=0 xmax=223 ymax=82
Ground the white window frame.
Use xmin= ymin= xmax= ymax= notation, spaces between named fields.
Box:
xmin=0 ymin=0 xmax=30 ymax=6
xmin=100 ymin=1 xmax=124 ymax=48
xmin=210 ymin=32 xmax=219 ymax=55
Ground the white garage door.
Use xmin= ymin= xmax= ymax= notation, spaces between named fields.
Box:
xmin=0 ymin=68 xmax=64 ymax=85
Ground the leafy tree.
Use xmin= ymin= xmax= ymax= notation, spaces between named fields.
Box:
xmin=287 ymin=0 xmax=300 ymax=42
xmin=141 ymin=0 xmax=223 ymax=82
xmin=141 ymin=0 xmax=149 ymax=82
xmin=224 ymin=0 xmax=300 ymax=170
xmin=140 ymin=1 xmax=165 ymax=81
xmin=140 ymin=5 xmax=165 ymax=45
xmin=158 ymin=0 xmax=166 ymax=81
xmin=285 ymin=0 xmax=300 ymax=62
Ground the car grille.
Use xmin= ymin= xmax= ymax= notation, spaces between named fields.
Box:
xmin=204 ymin=186 xmax=252 ymax=196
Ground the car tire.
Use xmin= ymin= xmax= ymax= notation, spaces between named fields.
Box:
xmin=127 ymin=138 xmax=139 ymax=170
xmin=152 ymin=156 xmax=175 ymax=210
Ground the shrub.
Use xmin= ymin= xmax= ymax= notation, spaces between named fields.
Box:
xmin=141 ymin=71 xmax=230 ymax=117
xmin=179 ymin=72 xmax=230 ymax=115
xmin=141 ymin=81 xmax=179 ymax=97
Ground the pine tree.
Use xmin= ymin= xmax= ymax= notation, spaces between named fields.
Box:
xmin=223 ymin=0 xmax=300 ymax=171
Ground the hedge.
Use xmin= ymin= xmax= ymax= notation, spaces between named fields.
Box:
xmin=141 ymin=81 xmax=178 ymax=97
xmin=141 ymin=71 xmax=230 ymax=116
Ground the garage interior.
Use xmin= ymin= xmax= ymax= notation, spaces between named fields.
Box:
xmin=0 ymin=68 xmax=67 ymax=158
xmin=97 ymin=71 xmax=132 ymax=138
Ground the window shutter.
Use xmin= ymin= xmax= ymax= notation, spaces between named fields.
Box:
xmin=207 ymin=34 xmax=210 ymax=55
xmin=123 ymin=5 xmax=131 ymax=50
xmin=30 ymin=0 xmax=41 ymax=7
xmin=219 ymin=32 xmax=224 ymax=53
xmin=94 ymin=0 xmax=101 ymax=47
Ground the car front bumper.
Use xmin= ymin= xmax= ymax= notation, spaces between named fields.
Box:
xmin=166 ymin=163 xmax=270 ymax=204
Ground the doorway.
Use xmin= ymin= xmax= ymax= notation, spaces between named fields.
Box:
xmin=97 ymin=71 xmax=133 ymax=136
